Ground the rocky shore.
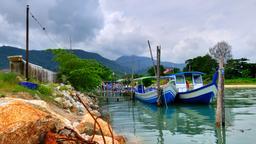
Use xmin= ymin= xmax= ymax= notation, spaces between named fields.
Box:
xmin=0 ymin=83 xmax=125 ymax=144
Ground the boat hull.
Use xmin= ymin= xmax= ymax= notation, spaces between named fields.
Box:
xmin=176 ymin=83 xmax=217 ymax=104
xmin=135 ymin=84 xmax=177 ymax=104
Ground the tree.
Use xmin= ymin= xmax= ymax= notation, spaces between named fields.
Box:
xmin=225 ymin=58 xmax=250 ymax=79
xmin=52 ymin=49 xmax=112 ymax=91
xmin=147 ymin=65 xmax=165 ymax=76
xmin=142 ymin=78 xmax=153 ymax=87
xmin=184 ymin=54 xmax=217 ymax=73
xmin=183 ymin=54 xmax=218 ymax=81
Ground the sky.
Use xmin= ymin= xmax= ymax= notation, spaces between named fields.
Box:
xmin=0 ymin=0 xmax=255 ymax=63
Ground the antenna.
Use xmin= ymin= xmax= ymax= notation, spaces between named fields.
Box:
xmin=69 ymin=35 xmax=72 ymax=50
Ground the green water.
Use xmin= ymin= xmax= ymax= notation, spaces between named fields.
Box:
xmin=100 ymin=89 xmax=256 ymax=144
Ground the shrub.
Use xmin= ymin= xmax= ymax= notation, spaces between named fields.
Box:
xmin=38 ymin=84 xmax=53 ymax=96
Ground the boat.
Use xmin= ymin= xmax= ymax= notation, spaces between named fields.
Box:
xmin=168 ymin=71 xmax=218 ymax=104
xmin=134 ymin=76 xmax=177 ymax=105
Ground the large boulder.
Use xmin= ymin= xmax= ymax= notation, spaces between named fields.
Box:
xmin=0 ymin=98 xmax=73 ymax=144
xmin=75 ymin=113 xmax=125 ymax=144
xmin=75 ymin=113 xmax=115 ymax=137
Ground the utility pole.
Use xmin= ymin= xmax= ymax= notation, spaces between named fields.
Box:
xmin=156 ymin=46 xmax=162 ymax=106
xmin=25 ymin=5 xmax=29 ymax=81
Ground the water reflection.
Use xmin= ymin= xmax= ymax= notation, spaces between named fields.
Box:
xmin=100 ymin=88 xmax=256 ymax=144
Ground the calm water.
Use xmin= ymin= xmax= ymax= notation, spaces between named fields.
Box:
xmin=99 ymin=89 xmax=256 ymax=144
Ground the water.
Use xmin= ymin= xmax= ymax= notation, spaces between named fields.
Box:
xmin=99 ymin=89 xmax=256 ymax=144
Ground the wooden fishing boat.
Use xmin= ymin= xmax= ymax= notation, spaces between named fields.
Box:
xmin=169 ymin=71 xmax=218 ymax=104
xmin=134 ymin=77 xmax=177 ymax=104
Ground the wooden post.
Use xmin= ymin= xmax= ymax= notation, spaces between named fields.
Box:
xmin=216 ymin=58 xmax=224 ymax=127
xmin=220 ymin=58 xmax=225 ymax=126
xmin=156 ymin=46 xmax=162 ymax=106
xmin=147 ymin=40 xmax=157 ymax=76
xmin=25 ymin=5 xmax=29 ymax=81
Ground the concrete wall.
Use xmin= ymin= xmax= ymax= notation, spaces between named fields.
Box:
xmin=8 ymin=56 xmax=57 ymax=83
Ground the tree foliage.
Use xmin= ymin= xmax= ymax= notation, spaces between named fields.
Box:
xmin=225 ymin=58 xmax=256 ymax=79
xmin=52 ymin=49 xmax=112 ymax=91
xmin=183 ymin=54 xmax=218 ymax=75
xmin=147 ymin=65 xmax=165 ymax=76
xmin=142 ymin=78 xmax=153 ymax=87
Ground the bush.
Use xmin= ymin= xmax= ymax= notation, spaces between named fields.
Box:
xmin=38 ymin=84 xmax=53 ymax=96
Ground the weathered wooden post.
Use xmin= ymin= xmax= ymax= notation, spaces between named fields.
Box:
xmin=156 ymin=46 xmax=162 ymax=106
xmin=148 ymin=40 xmax=157 ymax=77
xmin=209 ymin=41 xmax=232 ymax=127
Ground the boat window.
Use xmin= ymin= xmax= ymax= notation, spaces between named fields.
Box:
xmin=176 ymin=75 xmax=185 ymax=84
xmin=193 ymin=75 xmax=202 ymax=84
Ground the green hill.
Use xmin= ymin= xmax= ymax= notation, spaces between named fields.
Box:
xmin=0 ymin=46 xmax=130 ymax=74
xmin=115 ymin=55 xmax=185 ymax=74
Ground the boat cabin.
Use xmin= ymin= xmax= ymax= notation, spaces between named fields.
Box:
xmin=168 ymin=72 xmax=204 ymax=92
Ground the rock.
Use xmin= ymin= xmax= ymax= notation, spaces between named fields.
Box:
xmin=75 ymin=113 xmax=116 ymax=137
xmin=71 ymin=91 xmax=77 ymax=97
xmin=0 ymin=98 xmax=73 ymax=144
xmin=114 ymin=135 xmax=126 ymax=144
xmin=76 ymin=102 xmax=85 ymax=113
xmin=63 ymin=99 xmax=73 ymax=109
xmin=91 ymin=110 xmax=101 ymax=117
xmin=65 ymin=84 xmax=73 ymax=90
xmin=90 ymin=135 xmax=120 ymax=144
xmin=70 ymin=105 xmax=79 ymax=113
xmin=76 ymin=91 xmax=81 ymax=96
xmin=54 ymin=97 xmax=64 ymax=104
xmin=81 ymin=96 xmax=90 ymax=104
xmin=90 ymin=104 xmax=99 ymax=110
xmin=52 ymin=92 xmax=57 ymax=97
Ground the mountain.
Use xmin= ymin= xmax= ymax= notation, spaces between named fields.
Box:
xmin=115 ymin=55 xmax=185 ymax=74
xmin=0 ymin=46 xmax=130 ymax=74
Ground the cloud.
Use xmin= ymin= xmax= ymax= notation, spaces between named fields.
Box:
xmin=0 ymin=0 xmax=104 ymax=49
xmin=0 ymin=0 xmax=256 ymax=63
xmin=88 ymin=10 xmax=151 ymax=59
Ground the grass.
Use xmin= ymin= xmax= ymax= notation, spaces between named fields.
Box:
xmin=225 ymin=78 xmax=256 ymax=85
xmin=0 ymin=71 xmax=56 ymax=102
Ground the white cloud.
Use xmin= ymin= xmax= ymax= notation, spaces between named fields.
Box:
xmin=0 ymin=0 xmax=256 ymax=63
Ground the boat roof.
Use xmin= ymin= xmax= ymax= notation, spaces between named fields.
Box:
xmin=133 ymin=76 xmax=155 ymax=81
xmin=168 ymin=71 xmax=205 ymax=77
xmin=133 ymin=76 xmax=174 ymax=81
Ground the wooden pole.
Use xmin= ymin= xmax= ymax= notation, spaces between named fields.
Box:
xmin=156 ymin=46 xmax=162 ymax=106
xmin=147 ymin=40 xmax=156 ymax=76
xmin=216 ymin=58 xmax=224 ymax=127
xmin=220 ymin=58 xmax=225 ymax=126
xmin=25 ymin=5 xmax=29 ymax=81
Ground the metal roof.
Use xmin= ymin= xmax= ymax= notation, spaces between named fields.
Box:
xmin=168 ymin=71 xmax=205 ymax=76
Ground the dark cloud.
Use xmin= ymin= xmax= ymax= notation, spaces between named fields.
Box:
xmin=48 ymin=0 xmax=104 ymax=42
xmin=0 ymin=0 xmax=104 ymax=46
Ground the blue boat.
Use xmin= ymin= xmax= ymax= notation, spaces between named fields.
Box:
xmin=134 ymin=77 xmax=177 ymax=105
xmin=169 ymin=71 xmax=218 ymax=104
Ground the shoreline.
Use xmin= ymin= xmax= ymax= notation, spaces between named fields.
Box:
xmin=225 ymin=84 xmax=256 ymax=88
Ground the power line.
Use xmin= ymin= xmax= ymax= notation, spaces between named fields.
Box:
xmin=29 ymin=11 xmax=63 ymax=48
